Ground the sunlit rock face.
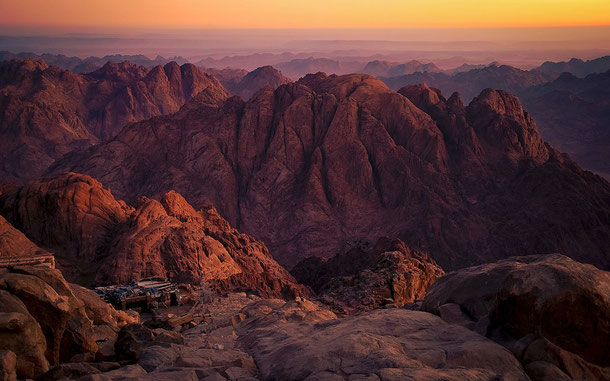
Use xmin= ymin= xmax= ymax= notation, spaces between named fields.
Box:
xmin=0 ymin=173 xmax=307 ymax=298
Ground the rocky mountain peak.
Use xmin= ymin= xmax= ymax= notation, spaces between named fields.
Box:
xmin=88 ymin=60 xmax=148 ymax=82
xmin=467 ymin=88 xmax=550 ymax=163
xmin=446 ymin=91 xmax=465 ymax=111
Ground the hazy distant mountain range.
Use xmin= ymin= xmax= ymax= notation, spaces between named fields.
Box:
xmin=3 ymin=49 xmax=610 ymax=78
xmin=1 ymin=51 xmax=609 ymax=181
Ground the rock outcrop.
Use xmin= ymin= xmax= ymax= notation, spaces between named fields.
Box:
xmin=291 ymin=237 xmax=444 ymax=312
xmin=0 ymin=173 xmax=306 ymax=297
xmin=0 ymin=286 xmax=48 ymax=379
xmin=421 ymin=254 xmax=610 ymax=381
xmin=49 ymin=73 xmax=610 ymax=271
xmin=0 ymin=59 xmax=228 ymax=183
xmin=0 ymin=265 xmax=135 ymax=379
xmin=0 ymin=350 xmax=17 ymax=381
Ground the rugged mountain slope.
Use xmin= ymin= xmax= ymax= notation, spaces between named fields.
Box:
xmin=0 ymin=173 xmax=306 ymax=297
xmin=381 ymin=64 xmax=610 ymax=178
xmin=0 ymin=59 xmax=228 ymax=183
xmin=49 ymin=73 xmax=610 ymax=271
xmin=519 ymin=71 xmax=610 ymax=179
xmin=222 ymin=66 xmax=291 ymax=100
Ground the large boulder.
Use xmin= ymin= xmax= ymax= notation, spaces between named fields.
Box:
xmin=0 ymin=266 xmax=135 ymax=378
xmin=69 ymin=283 xmax=138 ymax=330
xmin=0 ymin=267 xmax=98 ymax=365
xmin=114 ymin=323 xmax=183 ymax=363
xmin=0 ymin=290 xmax=49 ymax=379
xmin=422 ymin=254 xmax=610 ymax=380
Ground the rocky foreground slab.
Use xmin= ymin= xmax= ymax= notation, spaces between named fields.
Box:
xmin=0 ymin=255 xmax=608 ymax=380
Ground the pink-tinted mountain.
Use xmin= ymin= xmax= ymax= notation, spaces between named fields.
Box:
xmin=48 ymin=73 xmax=610 ymax=271
xmin=0 ymin=173 xmax=306 ymax=298
xmin=0 ymin=59 xmax=228 ymax=184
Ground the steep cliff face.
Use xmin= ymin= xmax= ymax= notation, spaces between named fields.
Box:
xmin=49 ymin=73 xmax=610 ymax=270
xmin=0 ymin=59 xmax=229 ymax=183
xmin=0 ymin=173 xmax=306 ymax=297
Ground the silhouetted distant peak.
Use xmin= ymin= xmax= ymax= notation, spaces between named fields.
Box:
xmin=556 ymin=71 xmax=578 ymax=81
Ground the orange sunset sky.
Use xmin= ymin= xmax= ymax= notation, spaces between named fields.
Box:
xmin=2 ymin=0 xmax=610 ymax=29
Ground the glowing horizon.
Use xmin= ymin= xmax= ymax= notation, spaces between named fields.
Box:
xmin=2 ymin=0 xmax=610 ymax=30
